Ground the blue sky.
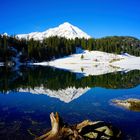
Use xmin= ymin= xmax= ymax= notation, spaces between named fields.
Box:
xmin=0 ymin=0 xmax=140 ymax=38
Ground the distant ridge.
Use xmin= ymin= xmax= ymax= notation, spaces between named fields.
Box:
xmin=17 ymin=22 xmax=91 ymax=40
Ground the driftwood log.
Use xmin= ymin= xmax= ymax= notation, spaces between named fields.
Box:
xmin=35 ymin=112 xmax=121 ymax=140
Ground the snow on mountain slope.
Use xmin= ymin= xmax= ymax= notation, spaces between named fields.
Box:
xmin=18 ymin=87 xmax=90 ymax=103
xmin=17 ymin=22 xmax=91 ymax=40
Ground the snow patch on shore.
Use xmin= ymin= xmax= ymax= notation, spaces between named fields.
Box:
xmin=34 ymin=49 xmax=140 ymax=76
xmin=112 ymin=57 xmax=140 ymax=71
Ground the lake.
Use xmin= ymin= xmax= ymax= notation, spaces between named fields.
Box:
xmin=0 ymin=66 xmax=140 ymax=140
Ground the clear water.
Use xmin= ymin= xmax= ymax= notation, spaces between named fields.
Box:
xmin=0 ymin=66 xmax=140 ymax=140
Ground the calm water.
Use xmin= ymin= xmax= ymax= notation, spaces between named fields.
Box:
xmin=0 ymin=66 xmax=140 ymax=140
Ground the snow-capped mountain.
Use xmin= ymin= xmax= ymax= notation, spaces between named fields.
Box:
xmin=18 ymin=87 xmax=90 ymax=103
xmin=17 ymin=22 xmax=91 ymax=40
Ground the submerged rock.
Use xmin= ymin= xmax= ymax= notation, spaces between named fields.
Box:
xmin=35 ymin=112 xmax=121 ymax=140
xmin=112 ymin=98 xmax=140 ymax=112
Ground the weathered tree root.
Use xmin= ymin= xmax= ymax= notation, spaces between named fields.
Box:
xmin=35 ymin=112 xmax=121 ymax=140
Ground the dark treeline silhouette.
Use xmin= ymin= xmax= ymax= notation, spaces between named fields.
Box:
xmin=0 ymin=66 xmax=140 ymax=93
xmin=0 ymin=35 xmax=76 ymax=62
xmin=0 ymin=35 xmax=140 ymax=63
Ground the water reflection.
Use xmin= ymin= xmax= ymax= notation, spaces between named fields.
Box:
xmin=0 ymin=66 xmax=140 ymax=140
xmin=0 ymin=66 xmax=140 ymax=95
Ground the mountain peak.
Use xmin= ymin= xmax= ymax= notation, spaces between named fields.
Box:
xmin=59 ymin=22 xmax=72 ymax=27
xmin=17 ymin=22 xmax=91 ymax=40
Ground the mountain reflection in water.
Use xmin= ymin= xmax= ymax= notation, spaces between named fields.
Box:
xmin=0 ymin=66 xmax=140 ymax=94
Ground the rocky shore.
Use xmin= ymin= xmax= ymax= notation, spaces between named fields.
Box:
xmin=112 ymin=98 xmax=140 ymax=112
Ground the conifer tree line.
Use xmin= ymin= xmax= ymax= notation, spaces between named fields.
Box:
xmin=0 ymin=35 xmax=140 ymax=63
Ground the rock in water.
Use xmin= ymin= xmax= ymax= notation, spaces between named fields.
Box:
xmin=112 ymin=98 xmax=140 ymax=112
